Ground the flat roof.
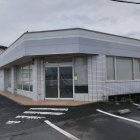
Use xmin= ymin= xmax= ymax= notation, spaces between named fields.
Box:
xmin=1 ymin=28 xmax=140 ymax=68
xmin=26 ymin=28 xmax=140 ymax=42
xmin=9 ymin=28 xmax=140 ymax=48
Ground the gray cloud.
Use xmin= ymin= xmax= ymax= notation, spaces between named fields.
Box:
xmin=0 ymin=0 xmax=140 ymax=46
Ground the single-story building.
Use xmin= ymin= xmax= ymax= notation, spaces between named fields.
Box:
xmin=0 ymin=28 xmax=140 ymax=102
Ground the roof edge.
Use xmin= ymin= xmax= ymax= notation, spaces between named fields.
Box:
xmin=8 ymin=27 xmax=140 ymax=49
xmin=26 ymin=27 xmax=140 ymax=42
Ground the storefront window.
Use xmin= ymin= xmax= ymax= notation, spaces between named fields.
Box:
xmin=74 ymin=57 xmax=88 ymax=93
xmin=29 ymin=65 xmax=33 ymax=91
xmin=106 ymin=56 xmax=138 ymax=80
xmin=7 ymin=69 xmax=11 ymax=88
xmin=17 ymin=63 xmax=33 ymax=91
xmin=106 ymin=56 xmax=115 ymax=80
xmin=134 ymin=58 xmax=140 ymax=79
xmin=116 ymin=57 xmax=133 ymax=80
xmin=17 ymin=67 xmax=22 ymax=89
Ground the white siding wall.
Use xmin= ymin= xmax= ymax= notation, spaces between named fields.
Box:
xmin=104 ymin=81 xmax=140 ymax=96
xmin=90 ymin=54 xmax=140 ymax=101
xmin=75 ymin=54 xmax=140 ymax=102
xmin=32 ymin=58 xmax=45 ymax=100
xmin=2 ymin=54 xmax=140 ymax=102
xmin=103 ymin=56 xmax=140 ymax=97
xmin=16 ymin=89 xmax=33 ymax=99
xmin=74 ymin=55 xmax=106 ymax=101
xmin=87 ymin=55 xmax=106 ymax=101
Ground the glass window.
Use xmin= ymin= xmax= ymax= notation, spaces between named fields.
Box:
xmin=116 ymin=57 xmax=133 ymax=80
xmin=30 ymin=81 xmax=33 ymax=91
xmin=106 ymin=56 xmax=115 ymax=80
xmin=134 ymin=58 xmax=140 ymax=79
xmin=17 ymin=67 xmax=22 ymax=89
xmin=74 ymin=57 xmax=88 ymax=93
xmin=23 ymin=81 xmax=30 ymax=91
xmin=17 ymin=63 xmax=33 ymax=91
xmin=29 ymin=65 xmax=33 ymax=91
xmin=22 ymin=65 xmax=30 ymax=91
xmin=7 ymin=69 xmax=11 ymax=88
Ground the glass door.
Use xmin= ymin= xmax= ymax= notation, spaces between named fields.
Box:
xmin=45 ymin=66 xmax=73 ymax=99
xmin=45 ymin=67 xmax=58 ymax=98
xmin=59 ymin=67 xmax=73 ymax=98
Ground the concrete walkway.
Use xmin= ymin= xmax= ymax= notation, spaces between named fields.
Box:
xmin=0 ymin=91 xmax=93 ymax=106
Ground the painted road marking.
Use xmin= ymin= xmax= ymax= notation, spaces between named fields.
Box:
xmin=132 ymin=102 xmax=140 ymax=107
xmin=30 ymin=108 xmax=68 ymax=111
xmin=6 ymin=121 xmax=21 ymax=124
xmin=45 ymin=120 xmax=80 ymax=140
xmin=6 ymin=107 xmax=68 ymax=125
xmin=24 ymin=111 xmax=65 ymax=116
xmin=16 ymin=115 xmax=46 ymax=119
xmin=97 ymin=109 xmax=140 ymax=124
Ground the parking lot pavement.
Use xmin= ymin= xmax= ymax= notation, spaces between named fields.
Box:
xmin=55 ymin=102 xmax=140 ymax=140
xmin=0 ymin=95 xmax=71 ymax=136
xmin=0 ymin=95 xmax=29 ymax=134
xmin=0 ymin=124 xmax=71 ymax=140
xmin=57 ymin=114 xmax=140 ymax=140
xmin=0 ymin=95 xmax=82 ymax=140
xmin=1 ymin=94 xmax=140 ymax=140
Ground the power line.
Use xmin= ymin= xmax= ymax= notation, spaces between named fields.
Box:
xmin=111 ymin=0 xmax=140 ymax=4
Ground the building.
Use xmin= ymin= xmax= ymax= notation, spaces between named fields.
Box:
xmin=0 ymin=28 xmax=140 ymax=102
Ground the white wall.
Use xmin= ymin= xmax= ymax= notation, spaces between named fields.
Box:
xmin=75 ymin=54 xmax=140 ymax=102
xmin=32 ymin=58 xmax=45 ymax=100
xmin=74 ymin=55 xmax=106 ymax=102
xmin=16 ymin=89 xmax=33 ymax=99
xmin=104 ymin=80 xmax=140 ymax=97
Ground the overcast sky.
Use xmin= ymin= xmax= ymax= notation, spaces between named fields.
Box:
xmin=0 ymin=0 xmax=140 ymax=46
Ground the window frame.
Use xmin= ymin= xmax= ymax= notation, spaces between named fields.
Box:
xmin=74 ymin=57 xmax=88 ymax=94
xmin=106 ymin=56 xmax=115 ymax=80
xmin=116 ymin=56 xmax=133 ymax=80
xmin=17 ymin=63 xmax=33 ymax=92
xmin=106 ymin=56 xmax=140 ymax=81
xmin=133 ymin=58 xmax=140 ymax=80
xmin=7 ymin=68 xmax=12 ymax=88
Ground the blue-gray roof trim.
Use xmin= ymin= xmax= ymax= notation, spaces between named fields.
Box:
xmin=1 ymin=28 xmax=140 ymax=67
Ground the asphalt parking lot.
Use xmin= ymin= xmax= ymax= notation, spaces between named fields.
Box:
xmin=1 ymin=95 xmax=140 ymax=140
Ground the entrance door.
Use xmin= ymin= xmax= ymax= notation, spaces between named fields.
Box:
xmin=45 ymin=67 xmax=58 ymax=98
xmin=59 ymin=67 xmax=73 ymax=98
xmin=45 ymin=66 xmax=73 ymax=98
